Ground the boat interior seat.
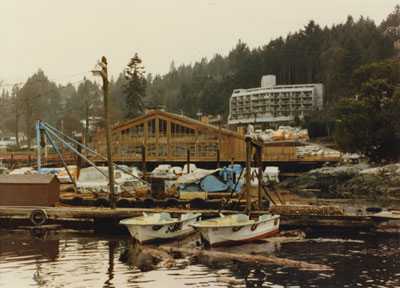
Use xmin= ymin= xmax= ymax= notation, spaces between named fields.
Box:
xmin=235 ymin=214 xmax=248 ymax=223
xmin=259 ymin=214 xmax=272 ymax=221
xmin=181 ymin=213 xmax=194 ymax=220
xmin=159 ymin=212 xmax=171 ymax=222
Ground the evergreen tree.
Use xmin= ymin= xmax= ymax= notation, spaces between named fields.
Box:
xmin=335 ymin=59 xmax=400 ymax=162
xmin=380 ymin=5 xmax=400 ymax=40
xmin=126 ymin=9 xmax=397 ymax=123
xmin=19 ymin=69 xmax=60 ymax=149
xmin=123 ymin=53 xmax=146 ymax=118
xmin=339 ymin=38 xmax=362 ymax=96
xmin=11 ymin=85 xmax=23 ymax=148
xmin=109 ymin=73 xmax=128 ymax=122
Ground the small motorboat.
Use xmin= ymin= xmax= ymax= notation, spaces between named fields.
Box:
xmin=192 ymin=213 xmax=280 ymax=246
xmin=120 ymin=212 xmax=201 ymax=243
xmin=76 ymin=166 xmax=144 ymax=193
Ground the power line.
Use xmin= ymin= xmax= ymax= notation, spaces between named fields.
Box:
xmin=0 ymin=71 xmax=91 ymax=88
xmin=0 ymin=79 xmax=86 ymax=107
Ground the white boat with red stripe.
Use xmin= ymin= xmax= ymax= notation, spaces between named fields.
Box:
xmin=192 ymin=213 xmax=280 ymax=246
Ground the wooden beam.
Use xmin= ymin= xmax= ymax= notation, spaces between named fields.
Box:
xmin=159 ymin=246 xmax=333 ymax=271
xmin=246 ymin=139 xmax=252 ymax=213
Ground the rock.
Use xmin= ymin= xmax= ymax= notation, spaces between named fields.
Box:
xmin=279 ymin=163 xmax=400 ymax=200
xmin=386 ymin=187 xmax=400 ymax=199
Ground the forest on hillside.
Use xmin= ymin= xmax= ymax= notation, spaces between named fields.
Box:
xmin=0 ymin=6 xmax=399 ymax=150
xmin=145 ymin=8 xmax=399 ymax=119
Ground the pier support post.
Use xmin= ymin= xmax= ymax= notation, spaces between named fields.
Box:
xmin=187 ymin=148 xmax=191 ymax=173
xmin=92 ymin=56 xmax=115 ymax=209
xmin=141 ymin=145 xmax=146 ymax=176
xmin=256 ymin=146 xmax=263 ymax=209
xmin=246 ymin=139 xmax=252 ymax=213
xmin=76 ymin=138 xmax=82 ymax=180
xmin=36 ymin=121 xmax=41 ymax=172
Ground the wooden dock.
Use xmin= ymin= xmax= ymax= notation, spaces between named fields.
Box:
xmin=0 ymin=206 xmax=377 ymax=232
xmin=0 ymin=206 xmax=238 ymax=220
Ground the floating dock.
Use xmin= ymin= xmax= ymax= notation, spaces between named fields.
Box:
xmin=0 ymin=205 xmax=383 ymax=233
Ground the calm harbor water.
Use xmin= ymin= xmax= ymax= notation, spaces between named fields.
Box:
xmin=0 ymin=229 xmax=399 ymax=287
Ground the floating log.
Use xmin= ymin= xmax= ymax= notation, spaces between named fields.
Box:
xmin=216 ymin=278 xmax=245 ymax=285
xmin=141 ymin=247 xmax=176 ymax=268
xmin=261 ymin=229 xmax=306 ymax=243
xmin=270 ymin=205 xmax=344 ymax=216
xmin=159 ymin=246 xmax=333 ymax=271
xmin=18 ymin=224 xmax=62 ymax=230
xmin=271 ymin=229 xmax=305 ymax=237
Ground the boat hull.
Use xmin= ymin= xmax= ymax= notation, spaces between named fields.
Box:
xmin=120 ymin=213 xmax=201 ymax=243
xmin=193 ymin=215 xmax=280 ymax=246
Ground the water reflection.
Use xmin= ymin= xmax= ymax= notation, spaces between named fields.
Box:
xmin=0 ymin=229 xmax=59 ymax=262
xmin=0 ymin=229 xmax=399 ymax=287
xmin=119 ymin=241 xmax=159 ymax=272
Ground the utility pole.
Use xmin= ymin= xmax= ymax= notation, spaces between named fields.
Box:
xmin=93 ymin=56 xmax=116 ymax=209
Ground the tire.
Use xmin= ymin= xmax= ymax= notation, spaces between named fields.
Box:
xmin=72 ymin=196 xmax=85 ymax=206
xmin=143 ymin=197 xmax=155 ymax=208
xmin=131 ymin=199 xmax=142 ymax=208
xmin=117 ymin=198 xmax=131 ymax=208
xmin=190 ymin=198 xmax=206 ymax=209
xmin=30 ymin=209 xmax=48 ymax=226
xmin=166 ymin=198 xmax=179 ymax=208
xmin=95 ymin=198 xmax=109 ymax=207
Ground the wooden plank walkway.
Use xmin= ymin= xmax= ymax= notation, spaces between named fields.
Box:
xmin=0 ymin=206 xmax=374 ymax=229
xmin=0 ymin=206 xmax=242 ymax=220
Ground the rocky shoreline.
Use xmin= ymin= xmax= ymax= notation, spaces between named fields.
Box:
xmin=279 ymin=164 xmax=400 ymax=200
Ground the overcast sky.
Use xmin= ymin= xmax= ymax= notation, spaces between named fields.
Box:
xmin=0 ymin=0 xmax=398 ymax=87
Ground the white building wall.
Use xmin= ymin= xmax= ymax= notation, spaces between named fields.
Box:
xmin=0 ymin=136 xmax=16 ymax=148
xmin=228 ymin=75 xmax=324 ymax=125
xmin=261 ymin=75 xmax=276 ymax=88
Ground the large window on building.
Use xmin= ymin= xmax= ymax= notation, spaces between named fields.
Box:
xmin=121 ymin=128 xmax=128 ymax=142
xmin=171 ymin=143 xmax=195 ymax=157
xmin=171 ymin=123 xmax=194 ymax=140
xmin=99 ymin=142 xmax=106 ymax=156
xmin=112 ymin=144 xmax=118 ymax=157
xmin=159 ymin=119 xmax=167 ymax=140
xmin=112 ymin=133 xmax=118 ymax=142
xmin=147 ymin=143 xmax=156 ymax=157
xmin=198 ymin=143 xmax=218 ymax=157
xmin=198 ymin=130 xmax=217 ymax=140
xmin=133 ymin=123 xmax=144 ymax=141
xmin=159 ymin=144 xmax=167 ymax=157
xmin=147 ymin=119 xmax=155 ymax=140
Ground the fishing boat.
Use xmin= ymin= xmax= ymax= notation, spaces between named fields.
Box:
xmin=120 ymin=212 xmax=201 ymax=243
xmin=192 ymin=213 xmax=280 ymax=246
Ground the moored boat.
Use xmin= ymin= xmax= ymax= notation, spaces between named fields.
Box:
xmin=192 ymin=213 xmax=280 ymax=246
xmin=120 ymin=212 xmax=201 ymax=243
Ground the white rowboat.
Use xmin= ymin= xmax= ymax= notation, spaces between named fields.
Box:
xmin=192 ymin=213 xmax=280 ymax=246
xmin=120 ymin=212 xmax=201 ymax=243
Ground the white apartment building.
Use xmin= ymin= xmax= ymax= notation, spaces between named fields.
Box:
xmin=228 ymin=75 xmax=324 ymax=125
xmin=0 ymin=136 xmax=16 ymax=148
